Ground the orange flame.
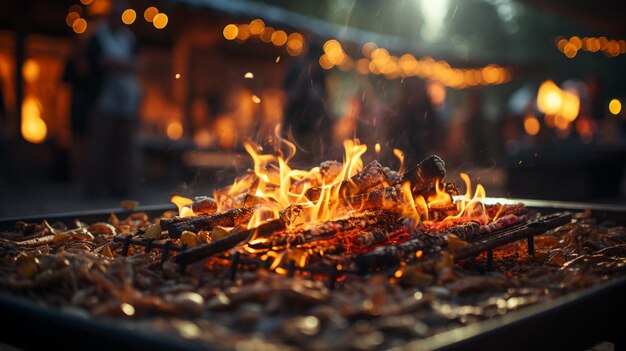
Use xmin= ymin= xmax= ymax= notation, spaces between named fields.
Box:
xmin=171 ymin=195 xmax=194 ymax=217
xmin=215 ymin=132 xmax=493 ymax=234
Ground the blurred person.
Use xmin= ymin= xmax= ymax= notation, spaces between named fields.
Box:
xmin=282 ymin=41 xmax=334 ymax=164
xmin=62 ymin=33 xmax=96 ymax=183
xmin=387 ymin=78 xmax=437 ymax=166
xmin=450 ymin=90 xmax=498 ymax=167
xmin=84 ymin=2 xmax=141 ymax=197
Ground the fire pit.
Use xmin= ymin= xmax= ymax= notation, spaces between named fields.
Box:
xmin=1 ymin=139 xmax=625 ymax=350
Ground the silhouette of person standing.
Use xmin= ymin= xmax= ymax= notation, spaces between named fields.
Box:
xmin=84 ymin=2 xmax=141 ymax=197
xmin=282 ymin=41 xmax=334 ymax=164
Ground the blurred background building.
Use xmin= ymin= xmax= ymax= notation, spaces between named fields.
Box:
xmin=0 ymin=0 xmax=625 ymax=216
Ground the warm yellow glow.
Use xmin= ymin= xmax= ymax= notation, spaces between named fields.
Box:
xmin=286 ymin=33 xmax=304 ymax=56
xmin=80 ymin=0 xmax=93 ymax=4
xmin=249 ymin=19 xmax=265 ymax=35
xmin=21 ymin=97 xmax=47 ymax=144
xmin=523 ymin=115 xmax=541 ymax=136
xmin=121 ymin=303 xmax=135 ymax=316
xmin=88 ymin=0 xmax=111 ymax=15
xmin=251 ymin=95 xmax=261 ymax=104
xmin=152 ymin=13 xmax=168 ymax=29
xmin=171 ymin=195 xmax=194 ymax=217
xmin=72 ymin=18 xmax=88 ymax=34
xmin=193 ymin=129 xmax=212 ymax=148
xmin=223 ymin=24 xmax=238 ymax=40
xmin=569 ymin=36 xmax=582 ymax=49
xmin=244 ymin=72 xmax=254 ymax=79
xmin=560 ymin=91 xmax=580 ymax=122
xmin=271 ymin=30 xmax=287 ymax=46
xmin=260 ymin=27 xmax=274 ymax=42
xmin=22 ymin=59 xmax=40 ymax=83
xmin=319 ymin=54 xmax=333 ymax=70
xmin=236 ymin=24 xmax=250 ymax=40
xmin=66 ymin=12 xmax=81 ymax=27
xmin=609 ymin=99 xmax=622 ymax=115
xmin=554 ymin=115 xmax=570 ymax=130
xmin=374 ymin=143 xmax=381 ymax=153
xmin=427 ymin=81 xmax=446 ymax=106
xmin=563 ymin=43 xmax=577 ymax=58
xmin=166 ymin=120 xmax=183 ymax=140
xmin=537 ymin=80 xmax=562 ymax=115
xmin=175 ymin=73 xmax=181 ymax=79
xmin=121 ymin=9 xmax=136 ymax=25
xmin=323 ymin=39 xmax=341 ymax=53
xmin=361 ymin=42 xmax=378 ymax=58
xmin=481 ymin=65 xmax=500 ymax=84
xmin=556 ymin=38 xmax=568 ymax=52
xmin=143 ymin=7 xmax=157 ymax=22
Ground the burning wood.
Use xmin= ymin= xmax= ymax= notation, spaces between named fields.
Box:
xmin=164 ymin=208 xmax=254 ymax=238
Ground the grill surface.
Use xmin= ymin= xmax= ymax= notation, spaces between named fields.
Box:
xmin=0 ymin=199 xmax=624 ymax=351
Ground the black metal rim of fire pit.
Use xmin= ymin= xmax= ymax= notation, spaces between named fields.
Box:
xmin=0 ymin=199 xmax=625 ymax=351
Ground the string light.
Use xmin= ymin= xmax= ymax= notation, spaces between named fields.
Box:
xmin=153 ymin=13 xmax=168 ymax=29
xmin=72 ymin=18 xmax=88 ymax=34
xmin=556 ymin=35 xmax=626 ymax=58
xmin=319 ymin=40 xmax=511 ymax=88
xmin=121 ymin=9 xmax=136 ymax=25
xmin=609 ymin=99 xmax=622 ymax=115
xmin=222 ymin=20 xmax=306 ymax=57
xmin=144 ymin=7 xmax=158 ymax=22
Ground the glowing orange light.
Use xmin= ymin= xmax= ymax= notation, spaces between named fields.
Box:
xmin=80 ymin=0 xmax=93 ymax=5
xmin=236 ymin=24 xmax=250 ymax=40
xmin=175 ymin=73 xmax=181 ymax=79
xmin=171 ymin=195 xmax=194 ymax=217
xmin=22 ymin=59 xmax=40 ymax=83
xmin=556 ymin=38 xmax=568 ymax=52
xmin=121 ymin=9 xmax=136 ymax=25
xmin=144 ymin=7 xmax=158 ymax=22
xmin=66 ymin=12 xmax=81 ymax=27
xmin=249 ymin=19 xmax=265 ymax=35
xmin=166 ymin=120 xmax=183 ymax=140
xmin=251 ymin=95 xmax=261 ymax=104
xmin=374 ymin=143 xmax=381 ymax=153
xmin=72 ymin=18 xmax=87 ymax=34
xmin=21 ymin=97 xmax=47 ymax=144
xmin=563 ymin=43 xmax=577 ymax=58
xmin=223 ymin=24 xmax=238 ymax=40
xmin=260 ymin=27 xmax=274 ymax=42
xmin=537 ymin=80 xmax=562 ymax=115
xmin=87 ymin=0 xmax=112 ymax=16
xmin=319 ymin=54 xmax=333 ymax=70
xmin=560 ymin=91 xmax=580 ymax=122
xmin=271 ymin=30 xmax=287 ymax=46
xmin=609 ymin=99 xmax=622 ymax=115
xmin=152 ymin=13 xmax=168 ymax=29
xmin=523 ymin=115 xmax=541 ymax=136
xmin=569 ymin=36 xmax=582 ymax=49
xmin=427 ymin=81 xmax=446 ymax=106
xmin=361 ymin=42 xmax=378 ymax=58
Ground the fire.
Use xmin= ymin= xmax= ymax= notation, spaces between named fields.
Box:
xmin=215 ymin=130 xmax=493 ymax=235
xmin=171 ymin=195 xmax=194 ymax=217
